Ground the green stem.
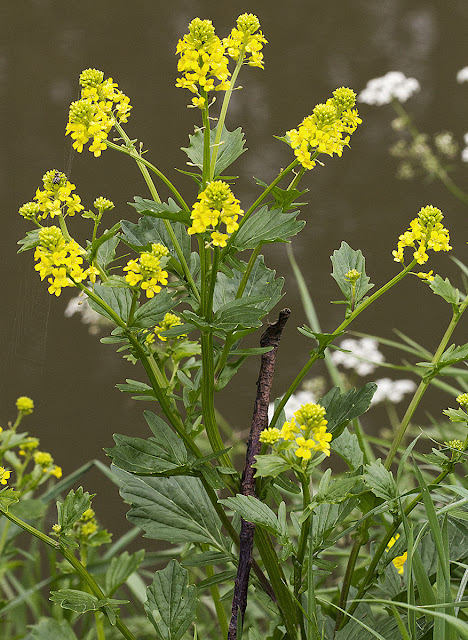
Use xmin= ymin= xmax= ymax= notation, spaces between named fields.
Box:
xmin=94 ymin=612 xmax=106 ymax=640
xmin=307 ymin=517 xmax=319 ymax=640
xmin=270 ymin=260 xmax=417 ymax=428
xmin=201 ymin=95 xmax=211 ymax=189
xmin=295 ymin=475 xmax=311 ymax=599
xmin=334 ymin=526 xmax=368 ymax=631
xmin=204 ymin=555 xmax=229 ymax=637
xmin=0 ymin=508 xmax=137 ymax=640
xmin=236 ymin=245 xmax=261 ymax=299
xmin=384 ymin=295 xmax=468 ymax=470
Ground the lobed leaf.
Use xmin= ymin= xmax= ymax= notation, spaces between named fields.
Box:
xmin=331 ymin=241 xmax=374 ymax=304
xmin=56 ymin=487 xmax=93 ymax=531
xmin=232 ymin=206 xmax=305 ymax=251
xmin=181 ymin=124 xmax=246 ymax=176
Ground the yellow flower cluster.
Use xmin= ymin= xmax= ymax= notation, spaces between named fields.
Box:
xmin=146 ymin=313 xmax=186 ymax=344
xmin=34 ymin=226 xmax=92 ymax=297
xmin=188 ymin=180 xmax=243 ymax=246
xmin=387 ymin=534 xmax=408 ymax=575
xmin=457 ymin=393 xmax=468 ymax=407
xmin=223 ymin=13 xmax=267 ymax=68
xmin=176 ymin=18 xmax=231 ymax=108
xmin=66 ymin=68 xmax=131 ymax=156
xmin=19 ymin=437 xmax=39 ymax=457
xmin=123 ymin=243 xmax=169 ymax=298
xmin=33 ymin=450 xmax=62 ymax=479
xmin=259 ymin=403 xmax=332 ymax=460
xmin=392 ymin=205 xmax=451 ymax=265
xmin=286 ymin=87 xmax=361 ymax=169
xmin=19 ymin=170 xmax=84 ymax=221
xmin=16 ymin=396 xmax=34 ymax=415
xmin=78 ymin=507 xmax=98 ymax=538
xmin=0 ymin=467 xmax=11 ymax=485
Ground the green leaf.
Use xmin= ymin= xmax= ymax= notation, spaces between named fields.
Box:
xmin=213 ymin=297 xmax=270 ymax=331
xmin=29 ymin=618 xmax=79 ymax=640
xmin=196 ymin=569 xmax=238 ymax=590
xmin=114 ymin=468 xmax=224 ymax=545
xmin=106 ymin=435 xmax=187 ymax=475
xmin=49 ymin=589 xmax=126 ymax=614
xmin=443 ymin=407 xmax=468 ymax=423
xmin=315 ymin=474 xmax=360 ymax=505
xmin=363 ymin=459 xmax=398 ymax=501
xmin=95 ymin=235 xmax=119 ymax=270
xmin=17 ymin=229 xmax=40 ymax=253
xmin=130 ymin=291 xmax=176 ymax=329
xmin=252 ymin=454 xmax=292 ymax=478
xmin=144 ymin=411 xmax=188 ymax=466
xmin=57 ymin=487 xmax=93 ymax=531
xmin=182 ymin=550 xmax=233 ymax=567
xmin=429 ymin=275 xmax=461 ymax=306
xmin=0 ymin=488 xmax=19 ymax=511
xmin=145 ymin=560 xmax=197 ymax=640
xmin=130 ymin=197 xmax=191 ymax=225
xmin=181 ymin=124 xmax=246 ymax=176
xmin=438 ymin=342 xmax=468 ymax=366
xmin=331 ymin=428 xmax=364 ymax=470
xmin=9 ymin=498 xmax=46 ymax=521
xmin=232 ymin=206 xmax=304 ymax=251
xmin=331 ymin=241 xmax=374 ymax=305
xmin=105 ymin=549 xmax=145 ymax=595
xmin=213 ymin=255 xmax=283 ymax=316
xmin=87 ymin=283 xmax=133 ymax=323
xmin=254 ymin=178 xmax=308 ymax=211
xmin=320 ymin=383 xmax=377 ymax=437
xmin=120 ymin=216 xmax=191 ymax=264
xmin=219 ymin=494 xmax=280 ymax=536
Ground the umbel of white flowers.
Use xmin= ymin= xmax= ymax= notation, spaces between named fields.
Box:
xmin=358 ymin=71 xmax=420 ymax=105
xmin=457 ymin=66 xmax=468 ymax=83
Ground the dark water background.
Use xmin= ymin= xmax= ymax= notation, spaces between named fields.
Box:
xmin=1 ymin=0 xmax=467 ymax=536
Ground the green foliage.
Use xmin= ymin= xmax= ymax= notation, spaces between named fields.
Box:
xmin=231 ymin=206 xmax=305 ymax=250
xmin=105 ymin=549 xmax=145 ymax=596
xmin=363 ymin=460 xmax=398 ymax=502
xmin=219 ymin=495 xmax=283 ymax=537
xmin=145 ymin=560 xmax=198 ymax=640
xmin=88 ymin=283 xmax=133 ymax=323
xmin=56 ymin=487 xmax=94 ymax=531
xmin=120 ymin=215 xmax=191 ymax=263
xmin=49 ymin=589 xmax=128 ymax=624
xmin=428 ymin=274 xmax=461 ymax=306
xmin=130 ymin=197 xmax=191 ymax=225
xmin=331 ymin=241 xmax=374 ymax=305
xmin=181 ymin=124 xmax=247 ymax=176
xmin=29 ymin=618 xmax=79 ymax=640
xmin=130 ymin=292 xmax=176 ymax=328
xmin=319 ymin=383 xmax=377 ymax=437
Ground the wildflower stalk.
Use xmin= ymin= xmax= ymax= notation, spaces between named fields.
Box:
xmin=270 ymin=260 xmax=417 ymax=428
xmin=384 ymin=293 xmax=468 ymax=470
xmin=0 ymin=507 xmax=138 ymax=640
xmin=295 ymin=474 xmax=311 ymax=640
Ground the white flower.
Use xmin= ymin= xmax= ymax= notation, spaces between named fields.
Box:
xmin=268 ymin=389 xmax=316 ymax=423
xmin=456 ymin=67 xmax=468 ymax=83
xmin=462 ymin=133 xmax=468 ymax=162
xmin=330 ymin=338 xmax=385 ymax=376
xmin=371 ymin=378 xmax=417 ymax=405
xmin=358 ymin=71 xmax=420 ymax=106
xmin=64 ymin=290 xmax=111 ymax=335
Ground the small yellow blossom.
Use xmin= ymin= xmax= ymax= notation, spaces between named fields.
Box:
xmin=123 ymin=243 xmax=169 ymax=298
xmin=49 ymin=466 xmax=62 ymax=479
xmin=280 ymin=418 xmax=300 ymax=441
xmin=223 ymin=14 xmax=267 ymax=69
xmin=93 ymin=197 xmax=115 ymax=212
xmin=16 ymin=396 xmax=34 ymax=414
xmin=457 ymin=393 xmax=468 ymax=407
xmin=344 ymin=269 xmax=361 ymax=284
xmin=295 ymin=436 xmax=315 ymax=459
xmin=33 ymin=451 xmax=54 ymax=468
xmin=445 ymin=440 xmax=465 ymax=451
xmin=81 ymin=521 xmax=98 ymax=537
xmin=147 ymin=313 xmax=186 ymax=343
xmin=19 ymin=437 xmax=40 ymax=456
xmin=52 ymin=523 xmax=62 ymax=533
xmin=19 ymin=170 xmax=85 ymax=222
xmin=259 ymin=427 xmax=281 ymax=445
xmin=81 ymin=508 xmax=95 ymax=521
xmin=392 ymin=205 xmax=451 ymax=266
xmin=0 ymin=467 xmax=11 ymax=485
xmin=188 ymin=181 xmax=243 ymax=241
xmin=387 ymin=534 xmax=407 ymax=575
xmin=416 ymin=270 xmax=435 ymax=281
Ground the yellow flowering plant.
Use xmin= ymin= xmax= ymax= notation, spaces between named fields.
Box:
xmin=10 ymin=12 xmax=468 ymax=640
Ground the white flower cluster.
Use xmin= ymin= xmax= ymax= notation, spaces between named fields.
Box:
xmin=457 ymin=66 xmax=468 ymax=83
xmin=268 ymin=389 xmax=316 ymax=423
xmin=358 ymin=71 xmax=420 ymax=106
xmin=65 ymin=290 xmax=112 ymax=335
xmin=371 ymin=378 xmax=416 ymax=405
xmin=330 ymin=338 xmax=385 ymax=376
xmin=462 ymin=133 xmax=468 ymax=162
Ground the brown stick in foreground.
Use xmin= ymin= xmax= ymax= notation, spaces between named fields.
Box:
xmin=228 ymin=308 xmax=291 ymax=640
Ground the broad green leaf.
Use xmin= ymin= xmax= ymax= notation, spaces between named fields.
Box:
xmin=219 ymin=494 xmax=280 ymax=536
xmin=145 ymin=560 xmax=197 ymax=640
xmin=315 ymin=474 xmax=360 ymax=505
xmin=443 ymin=407 xmax=468 ymax=422
xmin=49 ymin=589 xmax=127 ymax=615
xmin=120 ymin=216 xmax=191 ymax=264
xmin=429 ymin=275 xmax=460 ymax=306
xmin=9 ymin=498 xmax=46 ymax=521
xmin=334 ymin=616 xmax=400 ymax=640
xmin=17 ymin=228 xmax=40 ymax=253
xmin=331 ymin=241 xmax=374 ymax=305
xmin=320 ymin=383 xmax=377 ymax=437
xmin=29 ymin=618 xmax=78 ymax=640
xmin=105 ymin=549 xmax=145 ymax=596
xmin=363 ymin=460 xmax=397 ymax=501
xmin=114 ymin=468 xmax=223 ymax=546
xmin=106 ymin=434 xmax=187 ymax=475
xmin=130 ymin=197 xmax=191 ymax=225
xmin=213 ymin=297 xmax=270 ymax=331
xmin=181 ymin=550 xmax=233 ymax=567
xmin=254 ymin=178 xmax=308 ymax=211
xmin=309 ymin=500 xmax=357 ymax=551
xmin=88 ymin=283 xmax=133 ymax=323
xmin=331 ymin=428 xmax=364 ymax=470
xmin=96 ymin=235 xmax=119 ymax=270
xmin=0 ymin=488 xmax=19 ymax=511
xmin=57 ymin=487 xmax=93 ymax=531
xmin=130 ymin=291 xmax=175 ymax=329
xmin=144 ymin=411 xmax=188 ymax=465
xmin=212 ymin=255 xmax=283 ymax=315
xmin=232 ymin=206 xmax=305 ymax=250
xmin=181 ymin=124 xmax=246 ymax=176
xmin=253 ymin=454 xmax=292 ymax=478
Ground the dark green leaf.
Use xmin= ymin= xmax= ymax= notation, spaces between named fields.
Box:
xmin=130 ymin=197 xmax=191 ymax=225
xmin=213 ymin=297 xmax=269 ymax=331
xmin=105 ymin=549 xmax=145 ymax=595
xmin=57 ymin=487 xmax=93 ymax=531
xmin=144 ymin=411 xmax=188 ymax=466
xmin=232 ymin=206 xmax=304 ymax=250
xmin=181 ymin=124 xmax=246 ymax=176
xmin=331 ymin=241 xmax=374 ymax=305
xmin=182 ymin=550 xmax=233 ymax=567
xmin=363 ymin=460 xmax=397 ymax=501
xmin=96 ymin=235 xmax=119 ymax=270
xmin=105 ymin=435 xmax=186 ymax=475
xmin=145 ymin=560 xmax=197 ymax=640
xmin=320 ymin=383 xmax=377 ymax=437
xmin=29 ymin=618 xmax=79 ymax=640
xmin=49 ymin=589 xmax=126 ymax=614
xmin=219 ymin=494 xmax=280 ymax=536
xmin=87 ymin=283 xmax=133 ymax=323
xmin=0 ymin=488 xmax=19 ymax=511
xmin=120 ymin=216 xmax=191 ymax=264
xmin=131 ymin=291 xmax=175 ymax=328
xmin=215 ymin=357 xmax=247 ymax=391
xmin=438 ymin=342 xmax=468 ymax=366
xmin=196 ymin=569 xmax=238 ymax=590
xmin=114 ymin=468 xmax=224 ymax=545
xmin=17 ymin=229 xmax=40 ymax=253
xmin=331 ymin=428 xmax=364 ymax=470
xmin=429 ymin=275 xmax=461 ymax=306
xmin=254 ymin=178 xmax=308 ymax=211
xmin=253 ymin=455 xmax=292 ymax=478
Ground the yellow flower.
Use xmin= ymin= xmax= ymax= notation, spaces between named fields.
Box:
xmin=20 ymin=170 xmax=84 ymax=222
xmin=0 ymin=467 xmax=11 ymax=485
xmin=386 ymin=534 xmax=407 ymax=574
xmin=223 ymin=14 xmax=267 ymax=69
xmin=33 ymin=451 xmax=53 ymax=468
xmin=280 ymin=418 xmax=300 ymax=441
xmin=294 ymin=403 xmax=327 ymax=434
xmin=188 ymin=181 xmax=243 ymax=240
xmin=259 ymin=427 xmax=281 ymax=445
xmin=123 ymin=243 xmax=169 ymax=298
xmin=392 ymin=205 xmax=451 ymax=266
xmin=311 ymin=424 xmax=332 ymax=457
xmin=49 ymin=466 xmax=62 ymax=479
xmin=149 ymin=313 xmax=186 ymax=342
xmin=457 ymin=393 xmax=468 ymax=407
xmin=416 ymin=270 xmax=434 ymax=281
xmin=81 ymin=521 xmax=98 ymax=537
xmin=81 ymin=508 xmax=95 ymax=521
xmin=16 ymin=396 xmax=34 ymax=414
xmin=211 ymin=231 xmax=229 ymax=247
xmin=286 ymin=87 xmax=361 ymax=170
xmin=294 ymin=436 xmax=315 ymax=460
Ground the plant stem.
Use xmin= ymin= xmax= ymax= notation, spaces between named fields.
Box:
xmin=0 ymin=508 xmax=137 ymax=640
